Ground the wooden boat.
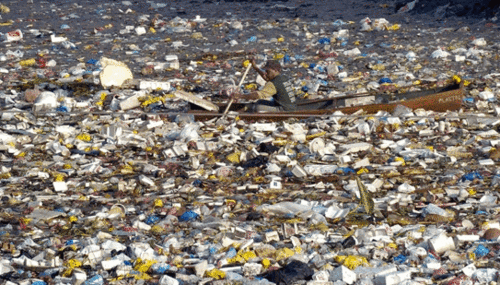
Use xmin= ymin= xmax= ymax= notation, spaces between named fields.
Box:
xmin=182 ymin=82 xmax=464 ymax=121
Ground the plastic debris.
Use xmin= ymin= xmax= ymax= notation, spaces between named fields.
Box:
xmin=0 ymin=1 xmax=499 ymax=285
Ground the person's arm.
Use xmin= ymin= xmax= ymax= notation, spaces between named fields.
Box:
xmin=251 ymin=58 xmax=268 ymax=81
xmin=234 ymin=81 xmax=276 ymax=101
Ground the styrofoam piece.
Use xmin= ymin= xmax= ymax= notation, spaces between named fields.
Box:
xmin=290 ymin=236 xmax=301 ymax=247
xmin=51 ymin=34 xmax=67 ymax=43
xmin=340 ymin=142 xmax=372 ymax=153
xmin=478 ymin=91 xmax=494 ymax=100
xmin=455 ymin=235 xmax=480 ymax=243
xmin=101 ymin=259 xmax=121 ymax=270
xmin=339 ymin=155 xmax=352 ymax=164
xmin=119 ymin=92 xmax=144 ymax=110
xmin=269 ymin=180 xmax=282 ymax=189
xmin=325 ymin=206 xmax=350 ymax=219
xmin=243 ymin=263 xmax=262 ymax=276
xmin=292 ymin=165 xmax=307 ymax=178
xmin=53 ymin=181 xmax=68 ymax=192
xmin=479 ymin=159 xmax=495 ymax=165
xmin=194 ymin=260 xmax=208 ymax=277
xmin=138 ymin=175 xmax=155 ymax=187
xmin=313 ymin=270 xmax=330 ymax=281
xmin=428 ymin=233 xmax=455 ymax=254
xmin=5 ymin=29 xmax=23 ymax=42
xmin=309 ymin=137 xmax=325 ymax=153
xmin=303 ymin=165 xmax=338 ymax=176
xmin=462 ymin=263 xmax=477 ymax=277
xmin=135 ymin=26 xmax=146 ymax=35
xmin=331 ymin=266 xmax=356 ymax=284
xmin=139 ymin=80 xmax=171 ymax=91
xmin=419 ymin=129 xmax=433 ymax=137
xmin=33 ymin=91 xmax=57 ymax=112
xmin=159 ymin=275 xmax=180 ymax=285
xmin=99 ymin=57 xmax=133 ymax=88
xmin=374 ymin=271 xmax=411 ymax=285
xmin=352 ymin=157 xmax=370 ymax=169
xmin=471 ymin=37 xmax=487 ymax=46
xmin=431 ymin=49 xmax=450 ymax=59
xmin=265 ymin=231 xmax=280 ymax=242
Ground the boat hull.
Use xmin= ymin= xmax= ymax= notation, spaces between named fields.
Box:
xmin=188 ymin=83 xmax=464 ymax=121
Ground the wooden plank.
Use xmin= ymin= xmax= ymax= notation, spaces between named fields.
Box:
xmin=174 ymin=90 xmax=219 ymax=112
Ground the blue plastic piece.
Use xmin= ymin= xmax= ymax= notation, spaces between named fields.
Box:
xmin=209 ymin=246 xmax=218 ymax=255
xmin=379 ymin=77 xmax=392 ymax=84
xmin=337 ymin=167 xmax=355 ymax=174
xmin=461 ymin=171 xmax=483 ymax=182
xmin=31 ymin=282 xmax=47 ymax=285
xmin=474 ymin=244 xmax=489 ymax=258
xmin=332 ymin=19 xmax=347 ymax=26
xmin=179 ymin=210 xmax=199 ymax=222
xmin=301 ymin=86 xmax=309 ymax=92
xmin=308 ymin=63 xmax=316 ymax=69
xmin=226 ymin=247 xmax=237 ymax=258
xmin=463 ymin=97 xmax=475 ymax=104
xmin=393 ymin=254 xmax=406 ymax=264
xmin=246 ymin=36 xmax=257 ymax=43
xmin=476 ymin=210 xmax=488 ymax=215
xmin=86 ymin=59 xmax=99 ymax=65
xmin=56 ymin=106 xmax=68 ymax=112
xmin=318 ymin=37 xmax=330 ymax=44
xmin=145 ymin=215 xmax=160 ymax=225
xmin=283 ymin=54 xmax=291 ymax=63
xmin=83 ymin=275 xmax=104 ymax=285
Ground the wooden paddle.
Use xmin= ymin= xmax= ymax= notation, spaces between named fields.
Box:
xmin=219 ymin=64 xmax=252 ymax=121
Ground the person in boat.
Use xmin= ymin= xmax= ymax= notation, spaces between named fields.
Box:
xmin=232 ymin=58 xmax=296 ymax=112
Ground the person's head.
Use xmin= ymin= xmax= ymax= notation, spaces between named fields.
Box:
xmin=263 ymin=60 xmax=281 ymax=80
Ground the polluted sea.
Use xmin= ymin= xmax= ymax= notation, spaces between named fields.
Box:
xmin=1 ymin=0 xmax=500 ymax=284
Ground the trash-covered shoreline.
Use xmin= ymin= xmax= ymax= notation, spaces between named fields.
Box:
xmin=2 ymin=1 xmax=500 ymax=285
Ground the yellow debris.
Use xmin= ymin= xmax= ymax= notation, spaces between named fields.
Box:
xmin=262 ymin=258 xmax=271 ymax=269
xmin=387 ymin=24 xmax=400 ymax=31
xmin=387 ymin=243 xmax=398 ymax=249
xmin=0 ymin=4 xmax=10 ymax=13
xmin=243 ymin=60 xmax=250 ymax=67
xmin=343 ymin=255 xmax=369 ymax=270
xmin=468 ymin=188 xmax=476 ymax=196
xmin=306 ymin=131 xmax=326 ymax=140
xmin=69 ymin=216 xmax=78 ymax=223
xmin=395 ymin=157 xmax=405 ymax=166
xmin=154 ymin=198 xmax=163 ymax=208
xmin=245 ymin=83 xmax=257 ymax=90
xmin=357 ymin=168 xmax=369 ymax=175
xmin=0 ymin=172 xmax=11 ymax=179
xmin=227 ymin=253 xmax=245 ymax=264
xmin=62 ymin=268 xmax=73 ymax=277
xmin=134 ymin=259 xmax=157 ymax=273
xmin=206 ymin=268 xmax=226 ymax=279
xmin=76 ymin=133 xmax=91 ymax=142
xmin=150 ymin=225 xmax=165 ymax=234
xmin=275 ymin=247 xmax=295 ymax=261
xmin=241 ymin=251 xmax=257 ymax=261
xmin=54 ymin=174 xmax=65 ymax=182
xmin=19 ymin=58 xmax=36 ymax=67
xmin=226 ymin=152 xmax=240 ymax=164
xmin=294 ymin=246 xmax=302 ymax=254
xmin=65 ymin=259 xmax=82 ymax=269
